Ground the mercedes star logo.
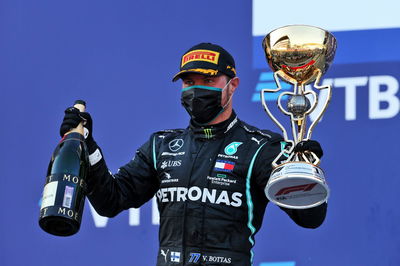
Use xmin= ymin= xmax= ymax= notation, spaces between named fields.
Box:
xmin=168 ymin=139 xmax=184 ymax=152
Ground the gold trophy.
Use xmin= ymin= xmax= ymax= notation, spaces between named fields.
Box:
xmin=261 ymin=25 xmax=337 ymax=209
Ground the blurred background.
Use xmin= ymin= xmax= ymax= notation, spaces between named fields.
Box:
xmin=1 ymin=0 xmax=399 ymax=265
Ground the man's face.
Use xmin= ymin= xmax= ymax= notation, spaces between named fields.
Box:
xmin=181 ymin=73 xmax=231 ymax=105
xmin=181 ymin=73 xmax=228 ymax=88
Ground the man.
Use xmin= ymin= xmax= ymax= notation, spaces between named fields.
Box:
xmin=60 ymin=43 xmax=327 ymax=265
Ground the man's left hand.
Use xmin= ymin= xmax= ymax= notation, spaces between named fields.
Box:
xmin=293 ymin=140 xmax=323 ymax=158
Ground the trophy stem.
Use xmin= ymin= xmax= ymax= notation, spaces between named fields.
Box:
xmin=297 ymin=117 xmax=307 ymax=143
xmin=297 ymin=84 xmax=308 ymax=143
xmin=298 ymin=83 xmax=305 ymax=94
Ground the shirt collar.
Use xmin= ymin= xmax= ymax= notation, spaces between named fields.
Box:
xmin=189 ymin=110 xmax=239 ymax=140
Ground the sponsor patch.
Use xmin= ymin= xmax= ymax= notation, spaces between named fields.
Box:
xmin=161 ymin=172 xmax=179 ymax=184
xmin=251 ymin=137 xmax=262 ymax=145
xmin=242 ymin=125 xmax=272 ymax=138
xmin=169 ymin=139 xmax=184 ymax=152
xmin=214 ymin=160 xmax=235 ymax=172
xmin=224 ymin=142 xmax=242 ymax=155
xmin=181 ymin=49 xmax=220 ymax=67
xmin=224 ymin=116 xmax=238 ymax=133
xmin=203 ymin=128 xmax=213 ymax=139
xmin=160 ymin=249 xmax=169 ymax=263
xmin=207 ymin=175 xmax=237 ymax=186
xmin=161 ymin=151 xmax=185 ymax=156
xmin=217 ymin=153 xmax=238 ymax=160
xmin=156 ymin=186 xmax=242 ymax=207
xmin=161 ymin=160 xmax=182 ymax=169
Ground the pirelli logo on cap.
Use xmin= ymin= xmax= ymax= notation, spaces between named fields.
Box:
xmin=181 ymin=49 xmax=220 ymax=67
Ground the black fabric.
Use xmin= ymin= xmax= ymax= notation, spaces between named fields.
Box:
xmin=86 ymin=112 xmax=327 ymax=266
xmin=181 ymin=87 xmax=223 ymax=125
xmin=60 ymin=107 xmax=81 ymax=137
xmin=189 ymin=110 xmax=237 ymax=140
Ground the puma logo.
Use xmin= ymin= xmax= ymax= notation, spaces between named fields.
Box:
xmin=251 ymin=137 xmax=262 ymax=145
xmin=161 ymin=249 xmax=169 ymax=262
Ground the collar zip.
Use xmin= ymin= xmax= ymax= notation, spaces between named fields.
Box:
xmin=189 ymin=111 xmax=238 ymax=140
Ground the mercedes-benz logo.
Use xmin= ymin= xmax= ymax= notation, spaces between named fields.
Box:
xmin=169 ymin=139 xmax=184 ymax=152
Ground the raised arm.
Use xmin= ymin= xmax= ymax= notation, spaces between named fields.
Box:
xmin=59 ymin=106 xmax=159 ymax=218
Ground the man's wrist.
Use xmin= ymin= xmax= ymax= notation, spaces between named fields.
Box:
xmin=88 ymin=148 xmax=103 ymax=166
xmin=84 ymin=136 xmax=97 ymax=153
xmin=84 ymin=137 xmax=103 ymax=166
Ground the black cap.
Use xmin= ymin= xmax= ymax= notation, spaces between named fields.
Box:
xmin=172 ymin=43 xmax=236 ymax=82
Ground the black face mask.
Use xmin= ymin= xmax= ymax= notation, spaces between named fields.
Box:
xmin=181 ymin=85 xmax=224 ymax=124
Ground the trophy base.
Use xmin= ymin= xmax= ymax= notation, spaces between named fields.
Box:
xmin=265 ymin=161 xmax=329 ymax=209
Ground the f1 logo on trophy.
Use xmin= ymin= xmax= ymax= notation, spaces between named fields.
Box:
xmin=261 ymin=25 xmax=337 ymax=209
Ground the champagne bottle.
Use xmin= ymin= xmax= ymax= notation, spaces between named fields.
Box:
xmin=39 ymin=100 xmax=89 ymax=236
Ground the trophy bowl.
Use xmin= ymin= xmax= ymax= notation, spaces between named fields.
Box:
xmin=263 ymin=25 xmax=337 ymax=85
